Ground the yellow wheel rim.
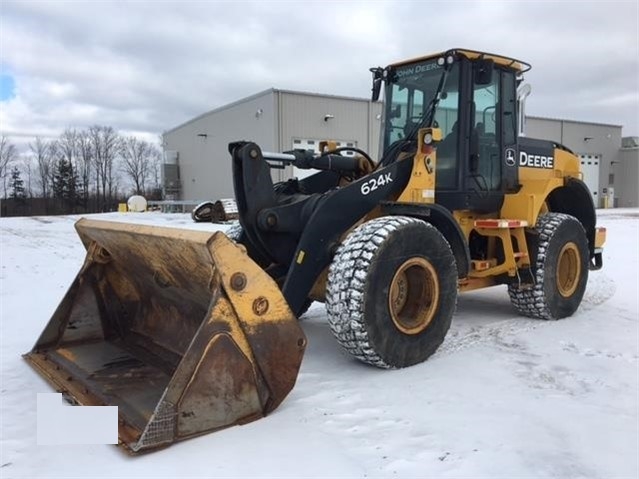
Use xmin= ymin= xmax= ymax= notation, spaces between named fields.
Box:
xmin=388 ymin=257 xmax=439 ymax=335
xmin=557 ymin=242 xmax=581 ymax=298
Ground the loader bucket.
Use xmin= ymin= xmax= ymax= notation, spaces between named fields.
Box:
xmin=24 ymin=219 xmax=306 ymax=453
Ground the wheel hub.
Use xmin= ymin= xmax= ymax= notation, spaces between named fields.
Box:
xmin=388 ymin=257 xmax=439 ymax=335
xmin=557 ymin=241 xmax=581 ymax=298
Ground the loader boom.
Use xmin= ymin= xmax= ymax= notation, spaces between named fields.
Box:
xmin=230 ymin=141 xmax=414 ymax=315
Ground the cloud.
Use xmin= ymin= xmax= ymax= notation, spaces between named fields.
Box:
xmin=1 ymin=0 xmax=637 ymax=151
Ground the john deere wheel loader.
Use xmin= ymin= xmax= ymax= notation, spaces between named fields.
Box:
xmin=25 ymin=48 xmax=606 ymax=453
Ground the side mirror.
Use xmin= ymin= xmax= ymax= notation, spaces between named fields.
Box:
xmin=370 ymin=67 xmax=383 ymax=101
xmin=474 ymin=59 xmax=494 ymax=85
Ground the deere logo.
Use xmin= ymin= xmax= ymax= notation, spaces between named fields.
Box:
xmin=519 ymin=151 xmax=554 ymax=169
xmin=395 ymin=62 xmax=441 ymax=79
xmin=505 ymin=148 xmax=516 ymax=166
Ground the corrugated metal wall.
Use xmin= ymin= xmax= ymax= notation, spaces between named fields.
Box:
xmin=275 ymin=91 xmax=382 ymax=182
xmin=164 ymin=90 xmax=383 ymax=200
xmin=278 ymin=91 xmax=382 ymax=154
xmin=164 ymin=91 xmax=633 ymax=207
xmin=163 ymin=90 xmax=278 ymax=200
xmin=615 ymin=148 xmax=639 ymax=207
xmin=527 ymin=117 xmax=623 ymax=207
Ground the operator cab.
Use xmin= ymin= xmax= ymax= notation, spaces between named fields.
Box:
xmin=373 ymin=49 xmax=531 ymax=213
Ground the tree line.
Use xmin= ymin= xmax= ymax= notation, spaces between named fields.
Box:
xmin=0 ymin=126 xmax=163 ymax=215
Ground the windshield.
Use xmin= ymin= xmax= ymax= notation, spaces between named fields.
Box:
xmin=383 ymin=59 xmax=460 ymax=152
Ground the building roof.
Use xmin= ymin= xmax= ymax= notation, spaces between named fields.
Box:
xmin=527 ymin=115 xmax=622 ymax=129
xmin=164 ymin=89 xmax=274 ymax=135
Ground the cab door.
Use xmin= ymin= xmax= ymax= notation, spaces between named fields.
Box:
xmin=464 ymin=63 xmax=519 ymax=213
xmin=500 ymin=70 xmax=519 ymax=193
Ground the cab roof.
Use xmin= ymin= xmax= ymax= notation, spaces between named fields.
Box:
xmin=389 ymin=48 xmax=532 ymax=73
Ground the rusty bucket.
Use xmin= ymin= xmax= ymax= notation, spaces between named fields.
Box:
xmin=24 ymin=219 xmax=306 ymax=453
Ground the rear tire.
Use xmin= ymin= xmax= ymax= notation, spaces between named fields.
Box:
xmin=508 ymin=213 xmax=589 ymax=320
xmin=326 ymin=216 xmax=458 ymax=369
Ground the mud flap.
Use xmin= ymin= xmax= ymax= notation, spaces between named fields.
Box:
xmin=24 ymin=218 xmax=306 ymax=453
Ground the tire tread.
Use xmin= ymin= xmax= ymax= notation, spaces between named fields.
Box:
xmin=326 ymin=216 xmax=444 ymax=368
xmin=508 ymin=212 xmax=587 ymax=320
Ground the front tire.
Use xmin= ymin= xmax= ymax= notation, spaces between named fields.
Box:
xmin=225 ymin=221 xmax=244 ymax=242
xmin=508 ymin=213 xmax=589 ymax=320
xmin=326 ymin=216 xmax=458 ymax=369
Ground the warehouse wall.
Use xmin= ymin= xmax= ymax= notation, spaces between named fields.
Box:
xmin=278 ymin=91 xmax=382 ymax=155
xmin=164 ymin=91 xmax=634 ymax=206
xmin=276 ymin=91 xmax=383 ymax=179
xmin=614 ymin=147 xmax=639 ymax=207
xmin=527 ymin=117 xmax=623 ymax=207
xmin=164 ymin=89 xmax=384 ymax=200
xmin=163 ymin=90 xmax=278 ymax=200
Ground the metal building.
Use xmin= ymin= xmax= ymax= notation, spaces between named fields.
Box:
xmin=163 ymin=89 xmax=638 ymax=207
xmin=526 ymin=116 xmax=627 ymax=207
xmin=616 ymin=136 xmax=639 ymax=207
xmin=162 ymin=89 xmax=381 ymax=201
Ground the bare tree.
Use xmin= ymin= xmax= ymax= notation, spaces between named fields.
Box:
xmin=21 ymin=156 xmax=34 ymax=198
xmin=88 ymin=125 xmax=120 ymax=211
xmin=76 ymin=130 xmax=93 ymax=206
xmin=56 ymin=129 xmax=77 ymax=165
xmin=121 ymin=136 xmax=160 ymax=195
xmin=30 ymin=137 xmax=54 ymax=198
xmin=0 ymin=136 xmax=18 ymax=198
xmin=150 ymin=147 xmax=162 ymax=197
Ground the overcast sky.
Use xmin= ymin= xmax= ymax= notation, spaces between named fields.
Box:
xmin=1 ymin=0 xmax=637 ymax=150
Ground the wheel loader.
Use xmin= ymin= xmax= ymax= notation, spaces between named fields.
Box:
xmin=24 ymin=48 xmax=606 ymax=453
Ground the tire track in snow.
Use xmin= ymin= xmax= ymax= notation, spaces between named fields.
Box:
xmin=579 ymin=272 xmax=616 ymax=311
xmin=435 ymin=318 xmax=538 ymax=357
xmin=434 ymin=273 xmax=617 ymax=358
xmin=301 ymin=271 xmax=618 ymax=363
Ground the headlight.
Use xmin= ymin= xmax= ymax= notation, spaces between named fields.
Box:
xmin=423 ymin=132 xmax=433 ymax=145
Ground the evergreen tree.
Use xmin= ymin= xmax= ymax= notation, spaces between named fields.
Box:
xmin=52 ymin=157 xmax=78 ymax=201
xmin=9 ymin=166 xmax=26 ymax=199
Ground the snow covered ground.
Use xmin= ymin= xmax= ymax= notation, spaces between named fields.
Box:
xmin=1 ymin=209 xmax=637 ymax=478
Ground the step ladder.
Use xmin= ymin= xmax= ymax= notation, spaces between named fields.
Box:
xmin=470 ymin=219 xmax=530 ymax=276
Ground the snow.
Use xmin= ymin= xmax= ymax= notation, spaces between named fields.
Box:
xmin=1 ymin=209 xmax=637 ymax=478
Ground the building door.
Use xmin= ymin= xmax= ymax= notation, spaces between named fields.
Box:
xmin=578 ymin=154 xmax=601 ymax=206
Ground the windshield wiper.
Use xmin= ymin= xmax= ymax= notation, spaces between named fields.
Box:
xmin=401 ymin=62 xmax=453 ymax=145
